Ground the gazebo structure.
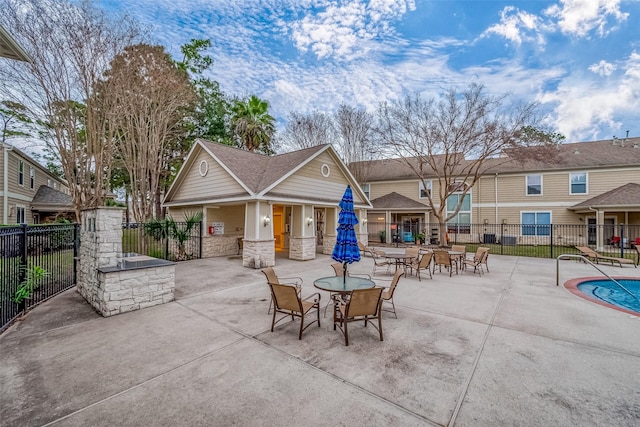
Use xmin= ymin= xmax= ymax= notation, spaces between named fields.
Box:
xmin=163 ymin=140 xmax=371 ymax=268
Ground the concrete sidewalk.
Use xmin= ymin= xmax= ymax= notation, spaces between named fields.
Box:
xmin=2 ymin=252 xmax=640 ymax=426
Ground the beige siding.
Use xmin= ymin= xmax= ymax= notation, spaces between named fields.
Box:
xmin=270 ymin=151 xmax=358 ymax=203
xmin=172 ymin=148 xmax=246 ymax=201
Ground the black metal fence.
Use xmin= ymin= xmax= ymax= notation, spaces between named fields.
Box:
xmin=367 ymin=222 xmax=640 ymax=261
xmin=1 ymin=223 xmax=78 ymax=332
xmin=122 ymin=221 xmax=202 ymax=261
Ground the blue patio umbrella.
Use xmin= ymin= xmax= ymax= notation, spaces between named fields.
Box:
xmin=332 ymin=185 xmax=361 ymax=283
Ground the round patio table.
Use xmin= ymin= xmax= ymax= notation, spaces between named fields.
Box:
xmin=383 ymin=253 xmax=414 ymax=272
xmin=313 ymin=276 xmax=375 ymax=294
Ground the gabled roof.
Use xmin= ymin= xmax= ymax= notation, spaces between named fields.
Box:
xmin=30 ymin=185 xmax=73 ymax=211
xmin=370 ymin=192 xmax=430 ymax=210
xmin=360 ymin=137 xmax=640 ymax=182
xmin=0 ymin=25 xmax=31 ymax=62
xmin=570 ymin=183 xmax=640 ymax=210
xmin=199 ymin=140 xmax=328 ymax=193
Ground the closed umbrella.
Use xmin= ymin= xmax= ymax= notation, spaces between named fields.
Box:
xmin=332 ymin=185 xmax=361 ymax=283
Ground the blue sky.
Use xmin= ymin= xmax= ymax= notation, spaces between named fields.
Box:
xmin=98 ymin=0 xmax=640 ymax=143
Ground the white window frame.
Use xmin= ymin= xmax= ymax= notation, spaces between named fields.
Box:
xmin=569 ymin=172 xmax=588 ymax=195
xmin=520 ymin=211 xmax=552 ymax=236
xmin=446 ymin=192 xmax=472 ymax=234
xmin=30 ymin=167 xmax=35 ymax=190
xmin=362 ymin=183 xmax=370 ymax=199
xmin=16 ymin=205 xmax=26 ymax=224
xmin=18 ymin=160 xmax=24 ymax=186
xmin=419 ymin=180 xmax=432 ymax=199
xmin=526 ymin=174 xmax=542 ymax=196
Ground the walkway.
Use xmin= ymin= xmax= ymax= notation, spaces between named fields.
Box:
xmin=1 ymin=253 xmax=640 ymax=426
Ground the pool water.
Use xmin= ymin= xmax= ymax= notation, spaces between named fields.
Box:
xmin=577 ymin=279 xmax=640 ymax=314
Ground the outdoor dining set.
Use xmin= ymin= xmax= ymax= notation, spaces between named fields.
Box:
xmin=259 ymin=186 xmax=491 ymax=346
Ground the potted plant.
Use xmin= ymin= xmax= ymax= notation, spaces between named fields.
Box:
xmin=379 ymin=230 xmax=386 ymax=243
xmin=416 ymin=232 xmax=425 ymax=245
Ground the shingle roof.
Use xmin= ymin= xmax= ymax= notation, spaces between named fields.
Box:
xmin=360 ymin=138 xmax=640 ymax=181
xmin=30 ymin=185 xmax=73 ymax=210
xmin=570 ymin=183 xmax=640 ymax=210
xmin=200 ymin=140 xmax=328 ymax=193
xmin=370 ymin=192 xmax=430 ymax=210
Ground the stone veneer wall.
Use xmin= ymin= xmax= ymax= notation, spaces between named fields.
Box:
xmin=243 ymin=239 xmax=275 ymax=268
xmin=77 ymin=207 xmax=123 ymax=310
xmin=289 ymin=236 xmax=316 ymax=261
xmin=202 ymin=235 xmax=243 ymax=257
xmin=323 ymin=234 xmax=336 ymax=255
xmin=96 ymin=265 xmax=175 ymax=316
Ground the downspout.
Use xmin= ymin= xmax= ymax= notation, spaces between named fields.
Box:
xmin=494 ymin=173 xmax=498 ymax=224
xmin=3 ymin=144 xmax=13 ymax=224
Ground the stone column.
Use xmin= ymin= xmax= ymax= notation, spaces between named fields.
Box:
xmin=77 ymin=207 xmax=124 ymax=309
xmin=243 ymin=239 xmax=275 ymax=268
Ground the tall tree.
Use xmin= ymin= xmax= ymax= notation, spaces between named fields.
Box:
xmin=0 ymin=0 xmax=141 ymax=220
xmin=99 ymin=44 xmax=196 ymax=222
xmin=333 ymin=104 xmax=377 ymax=185
xmin=231 ymin=95 xmax=275 ymax=153
xmin=0 ymin=101 xmax=33 ymax=144
xmin=279 ymin=111 xmax=334 ymax=151
xmin=375 ymin=83 xmax=562 ymax=243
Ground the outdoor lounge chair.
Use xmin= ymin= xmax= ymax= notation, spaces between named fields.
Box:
xmin=261 ymin=267 xmax=302 ymax=314
xmin=575 ymin=246 xmax=637 ymax=268
xmin=463 ymin=247 xmax=490 ymax=275
xmin=408 ymin=251 xmax=433 ymax=281
xmin=268 ymin=282 xmax=321 ymax=340
xmin=333 ymin=286 xmax=384 ymax=346
xmin=328 ymin=263 xmax=371 ymax=317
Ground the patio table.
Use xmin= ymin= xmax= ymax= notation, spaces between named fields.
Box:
xmin=383 ymin=253 xmax=414 ymax=272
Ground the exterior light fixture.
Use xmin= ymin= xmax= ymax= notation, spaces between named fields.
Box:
xmin=263 ymin=215 xmax=271 ymax=227
xmin=306 ymin=217 xmax=314 ymax=226
xmin=362 ymin=218 xmax=368 ymax=224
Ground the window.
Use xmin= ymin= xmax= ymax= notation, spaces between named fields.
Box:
xmin=362 ymin=183 xmax=370 ymax=199
xmin=526 ymin=174 xmax=542 ymax=195
xmin=570 ymin=172 xmax=587 ymax=194
xmin=18 ymin=160 xmax=24 ymax=186
xmin=30 ymin=167 xmax=35 ymax=189
xmin=521 ymin=212 xmax=551 ymax=236
xmin=446 ymin=193 xmax=471 ymax=233
xmin=16 ymin=206 xmax=26 ymax=224
xmin=419 ymin=180 xmax=432 ymax=198
xmin=47 ymin=178 xmax=52 ymax=187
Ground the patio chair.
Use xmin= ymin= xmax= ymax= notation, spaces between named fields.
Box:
xmin=465 ymin=246 xmax=490 ymax=273
xmin=433 ymin=249 xmax=457 ymax=276
xmin=575 ymin=246 xmax=637 ymax=268
xmin=376 ymin=269 xmax=404 ymax=318
xmin=328 ymin=263 xmax=372 ymax=317
xmin=333 ymin=286 xmax=384 ymax=346
xmin=405 ymin=246 xmax=420 ymax=263
xmin=463 ymin=247 xmax=490 ymax=275
xmin=268 ymin=282 xmax=321 ymax=340
xmin=408 ymin=251 xmax=433 ymax=281
xmin=261 ymin=267 xmax=302 ymax=314
xmin=366 ymin=248 xmax=391 ymax=275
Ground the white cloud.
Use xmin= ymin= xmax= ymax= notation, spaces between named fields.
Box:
xmin=289 ymin=0 xmax=416 ymax=60
xmin=482 ymin=6 xmax=547 ymax=46
xmin=544 ymin=0 xmax=628 ymax=37
xmin=538 ymin=51 xmax=640 ymax=141
xmin=588 ymin=60 xmax=616 ymax=76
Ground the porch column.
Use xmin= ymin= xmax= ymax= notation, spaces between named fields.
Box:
xmin=323 ymin=207 xmax=337 ymax=255
xmin=242 ymin=201 xmax=275 ymax=268
xmin=289 ymin=204 xmax=316 ymax=260
xmin=356 ymin=208 xmax=368 ymax=246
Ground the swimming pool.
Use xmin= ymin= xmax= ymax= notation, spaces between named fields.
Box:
xmin=564 ymin=277 xmax=640 ymax=315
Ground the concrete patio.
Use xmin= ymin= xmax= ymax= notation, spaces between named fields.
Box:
xmin=1 ymin=251 xmax=640 ymax=426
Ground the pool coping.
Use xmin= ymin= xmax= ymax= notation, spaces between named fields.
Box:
xmin=564 ymin=276 xmax=640 ymax=316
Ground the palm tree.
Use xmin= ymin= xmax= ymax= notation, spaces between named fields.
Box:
xmin=231 ymin=95 xmax=275 ymax=153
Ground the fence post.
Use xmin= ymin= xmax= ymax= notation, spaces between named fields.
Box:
xmin=164 ymin=221 xmax=170 ymax=260
xmin=198 ymin=222 xmax=203 ymax=259
xmin=620 ymin=224 xmax=625 ymax=258
xmin=73 ymin=223 xmax=79 ymax=284
xmin=500 ymin=225 xmax=504 ymax=255
xmin=550 ymin=224 xmax=554 ymax=259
